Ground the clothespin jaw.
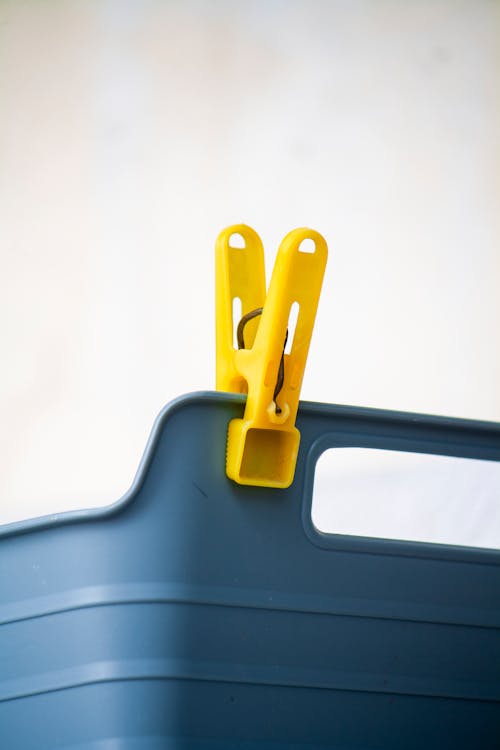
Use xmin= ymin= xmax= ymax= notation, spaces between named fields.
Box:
xmin=216 ymin=225 xmax=328 ymax=488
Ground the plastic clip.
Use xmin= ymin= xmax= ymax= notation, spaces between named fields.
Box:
xmin=216 ymin=224 xmax=328 ymax=488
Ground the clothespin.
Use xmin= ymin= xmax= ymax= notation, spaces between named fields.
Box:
xmin=216 ymin=224 xmax=328 ymax=488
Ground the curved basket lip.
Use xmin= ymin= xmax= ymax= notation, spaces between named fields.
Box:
xmin=1 ymin=390 xmax=499 ymax=540
xmin=0 ymin=391 xmax=240 ymax=539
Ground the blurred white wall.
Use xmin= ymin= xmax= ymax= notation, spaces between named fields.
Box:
xmin=0 ymin=0 xmax=499 ymax=525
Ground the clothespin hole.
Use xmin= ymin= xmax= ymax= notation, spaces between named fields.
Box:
xmin=232 ymin=297 xmax=242 ymax=349
xmin=267 ymin=401 xmax=290 ymax=424
xmin=284 ymin=302 xmax=300 ymax=355
xmin=229 ymin=232 xmax=245 ymax=249
xmin=298 ymin=238 xmax=316 ymax=254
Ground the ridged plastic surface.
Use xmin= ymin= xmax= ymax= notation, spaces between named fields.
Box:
xmin=1 ymin=392 xmax=500 ymax=748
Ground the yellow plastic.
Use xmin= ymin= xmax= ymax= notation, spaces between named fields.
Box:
xmin=215 ymin=225 xmax=328 ymax=488
xmin=215 ymin=225 xmax=266 ymax=393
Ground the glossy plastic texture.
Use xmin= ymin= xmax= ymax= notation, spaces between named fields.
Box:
xmin=1 ymin=392 xmax=500 ymax=749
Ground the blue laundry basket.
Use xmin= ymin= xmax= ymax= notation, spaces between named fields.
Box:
xmin=1 ymin=392 xmax=499 ymax=748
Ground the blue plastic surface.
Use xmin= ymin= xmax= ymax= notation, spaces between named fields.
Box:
xmin=1 ymin=392 xmax=500 ymax=748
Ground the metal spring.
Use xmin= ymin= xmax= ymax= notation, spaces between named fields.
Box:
xmin=237 ymin=308 xmax=288 ymax=415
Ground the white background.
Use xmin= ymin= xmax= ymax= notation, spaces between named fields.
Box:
xmin=1 ymin=0 xmax=499 ymax=534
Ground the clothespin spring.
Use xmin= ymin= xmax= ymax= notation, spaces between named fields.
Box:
xmin=237 ymin=307 xmax=288 ymax=415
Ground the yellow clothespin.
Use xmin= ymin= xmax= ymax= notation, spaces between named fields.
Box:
xmin=216 ymin=224 xmax=328 ymax=488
